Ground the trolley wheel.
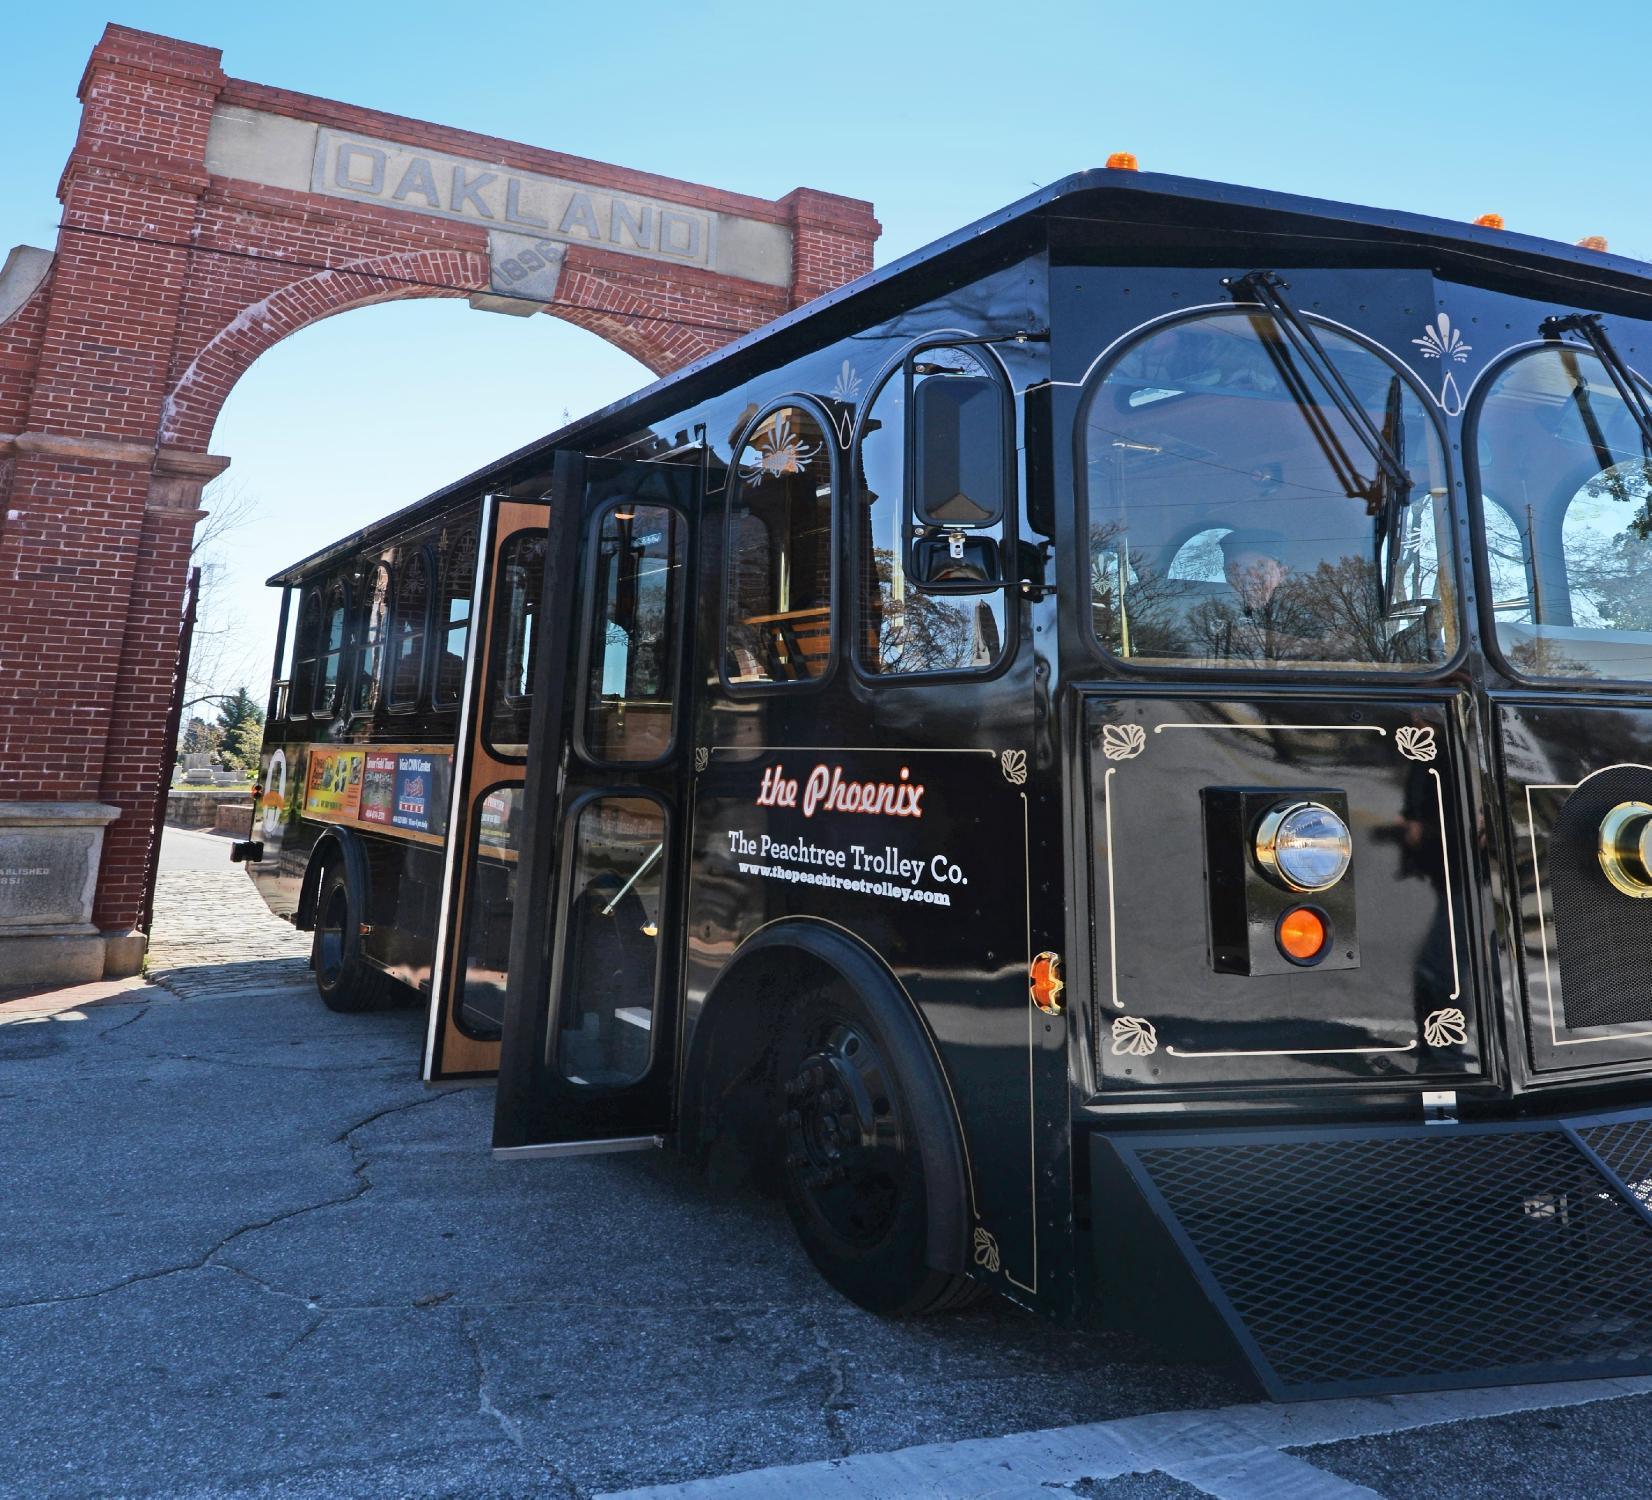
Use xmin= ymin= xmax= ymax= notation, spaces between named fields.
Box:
xmin=776 ymin=985 xmax=981 ymax=1316
xmin=311 ymin=862 xmax=392 ymax=1013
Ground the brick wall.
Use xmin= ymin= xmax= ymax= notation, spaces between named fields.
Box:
xmin=0 ymin=23 xmax=878 ymax=971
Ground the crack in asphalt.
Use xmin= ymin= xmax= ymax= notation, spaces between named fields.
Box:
xmin=0 ymin=1087 xmax=455 ymax=1315
xmin=93 ymin=1004 xmax=152 ymax=1038
xmin=808 ymin=1306 xmax=853 ymax=1455
xmin=463 ymin=1309 xmax=589 ymax=1499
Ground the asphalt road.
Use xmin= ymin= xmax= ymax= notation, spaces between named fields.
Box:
xmin=4 ymin=878 xmax=1652 ymax=1496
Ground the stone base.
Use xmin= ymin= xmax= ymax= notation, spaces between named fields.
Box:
xmin=103 ymin=928 xmax=148 ymax=979
xmin=0 ymin=932 xmax=108 ymax=987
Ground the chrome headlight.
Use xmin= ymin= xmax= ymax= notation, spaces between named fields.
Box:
xmin=1255 ymin=801 xmax=1352 ymax=893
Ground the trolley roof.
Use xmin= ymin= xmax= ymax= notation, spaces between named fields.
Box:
xmin=268 ymin=166 xmax=1652 ymax=586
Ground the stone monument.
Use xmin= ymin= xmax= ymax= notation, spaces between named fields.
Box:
xmin=0 ymin=802 xmax=121 ymax=984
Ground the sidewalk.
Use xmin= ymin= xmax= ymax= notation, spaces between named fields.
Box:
xmin=145 ymin=854 xmax=314 ymax=1000
xmin=0 ymin=829 xmax=313 ymax=1017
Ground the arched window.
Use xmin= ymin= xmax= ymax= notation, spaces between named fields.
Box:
xmin=388 ymin=549 xmax=431 ymax=709
xmin=314 ymin=582 xmax=349 ymax=716
xmin=435 ymin=524 xmax=479 ymax=707
xmin=289 ymin=589 xmax=321 ymax=718
xmin=1082 ymin=309 xmax=1455 ymax=671
xmin=723 ymin=406 xmax=834 ymax=685
xmin=353 ymin=563 xmax=392 ymax=716
xmin=1473 ymin=345 xmax=1652 ymax=680
xmin=855 ymin=347 xmax=1010 ymax=676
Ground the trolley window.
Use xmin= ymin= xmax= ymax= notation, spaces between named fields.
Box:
xmin=485 ymin=530 xmax=546 ymax=760
xmin=723 ymin=406 xmax=834 ymax=685
xmin=387 ymin=549 xmax=430 ymax=710
xmin=856 ymin=348 xmax=1009 ymax=675
xmin=455 ymin=782 xmax=525 ymax=1039
xmin=1082 ymin=310 xmax=1456 ymax=672
xmin=435 ymin=524 xmax=478 ymax=707
xmin=554 ymin=795 xmax=666 ymax=1087
xmin=352 ymin=563 xmax=391 ymax=716
xmin=289 ymin=588 xmax=321 ymax=719
xmin=1472 ymin=344 xmax=1652 ymax=680
xmin=582 ymin=504 xmax=685 ymax=763
xmin=314 ymin=582 xmax=348 ymax=716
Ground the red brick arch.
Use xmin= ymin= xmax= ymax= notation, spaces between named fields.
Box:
xmin=0 ymin=24 xmax=879 ymax=980
xmin=159 ymin=248 xmax=492 ymax=452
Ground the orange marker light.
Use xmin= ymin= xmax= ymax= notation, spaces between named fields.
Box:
xmin=1474 ymin=212 xmax=1505 ymax=230
xmin=1105 ymin=152 xmax=1139 ymax=172
xmin=1577 ymin=235 xmax=1610 ymax=253
xmin=1030 ymin=951 xmax=1065 ymax=1014
xmin=1277 ymin=907 xmax=1328 ymax=964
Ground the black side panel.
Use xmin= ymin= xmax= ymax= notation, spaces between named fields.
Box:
xmin=1100 ymin=1111 xmax=1652 ymax=1399
xmin=1550 ymin=767 xmax=1652 ymax=1029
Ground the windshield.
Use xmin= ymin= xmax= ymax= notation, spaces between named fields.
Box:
xmin=1083 ymin=310 xmax=1456 ymax=672
xmin=1473 ymin=344 xmax=1652 ymax=680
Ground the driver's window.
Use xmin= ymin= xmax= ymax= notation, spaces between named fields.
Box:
xmin=856 ymin=355 xmax=1009 ymax=676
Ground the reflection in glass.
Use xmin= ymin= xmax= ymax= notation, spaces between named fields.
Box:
xmin=486 ymin=531 xmax=546 ymax=758
xmin=725 ymin=407 xmax=834 ymax=683
xmin=556 ymin=797 xmax=665 ymax=1087
xmin=458 ymin=783 xmax=523 ymax=1038
xmin=858 ymin=350 xmax=1007 ymax=674
xmin=585 ymin=506 xmax=683 ymax=761
xmin=435 ymin=525 xmax=478 ymax=706
xmin=389 ymin=551 xmax=429 ymax=707
xmin=1084 ymin=311 xmax=1456 ymax=671
xmin=290 ymin=590 xmax=321 ymax=718
xmin=353 ymin=564 xmax=391 ymax=715
xmin=1475 ymin=345 xmax=1652 ymax=678
xmin=316 ymin=584 xmax=347 ymax=714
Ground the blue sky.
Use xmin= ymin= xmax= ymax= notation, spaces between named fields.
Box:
xmin=6 ymin=0 xmax=1651 ymax=697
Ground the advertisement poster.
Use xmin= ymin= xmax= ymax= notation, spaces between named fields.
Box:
xmin=304 ymin=748 xmax=365 ymax=820
xmin=392 ymin=754 xmax=438 ymax=834
xmin=478 ymin=787 xmax=516 ymax=853
xmin=359 ymin=752 xmax=397 ymax=826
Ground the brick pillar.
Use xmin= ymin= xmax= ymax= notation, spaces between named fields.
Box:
xmin=778 ymin=188 xmax=881 ymax=308
xmin=0 ymin=26 xmax=227 ymax=980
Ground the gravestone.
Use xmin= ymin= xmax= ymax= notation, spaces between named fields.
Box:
xmin=0 ymin=803 xmax=121 ymax=984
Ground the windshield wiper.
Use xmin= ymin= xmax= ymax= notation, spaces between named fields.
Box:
xmin=1378 ymin=374 xmax=1407 ymax=613
xmin=1538 ymin=312 xmax=1652 ymax=461
xmin=1225 ymin=270 xmax=1414 ymax=516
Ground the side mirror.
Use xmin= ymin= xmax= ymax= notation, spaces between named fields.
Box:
xmin=911 ymin=532 xmax=1002 ymax=587
xmin=913 ymin=375 xmax=1005 ymax=528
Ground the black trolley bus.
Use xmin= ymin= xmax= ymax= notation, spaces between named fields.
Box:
xmin=245 ymin=165 xmax=1652 ymax=1398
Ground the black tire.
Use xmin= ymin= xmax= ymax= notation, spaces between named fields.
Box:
xmin=776 ymin=983 xmax=981 ymax=1316
xmin=311 ymin=862 xmax=393 ymax=1013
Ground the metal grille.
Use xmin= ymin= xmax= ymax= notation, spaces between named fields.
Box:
xmin=1124 ymin=1126 xmax=1652 ymax=1399
xmin=1550 ymin=766 xmax=1652 ymax=1029
xmin=1581 ymin=1118 xmax=1652 ymax=1209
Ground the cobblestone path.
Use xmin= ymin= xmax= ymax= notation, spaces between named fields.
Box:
xmin=147 ymin=868 xmax=313 ymax=999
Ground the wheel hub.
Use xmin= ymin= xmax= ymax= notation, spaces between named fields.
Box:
xmin=779 ymin=1022 xmax=904 ymax=1245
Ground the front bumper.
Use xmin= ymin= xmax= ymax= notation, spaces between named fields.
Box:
xmin=1094 ymin=1105 xmax=1652 ymax=1399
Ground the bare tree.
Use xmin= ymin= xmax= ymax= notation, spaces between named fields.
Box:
xmin=181 ymin=476 xmax=261 ymax=716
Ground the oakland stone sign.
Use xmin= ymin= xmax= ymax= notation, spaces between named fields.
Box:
xmin=205 ymin=105 xmax=794 ymax=305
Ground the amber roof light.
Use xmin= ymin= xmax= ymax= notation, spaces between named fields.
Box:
xmin=1105 ymin=152 xmax=1139 ymax=172
xmin=1577 ymin=235 xmax=1610 ymax=252
xmin=1474 ymin=212 xmax=1505 ymax=230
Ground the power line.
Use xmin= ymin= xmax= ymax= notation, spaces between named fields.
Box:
xmin=54 ymin=221 xmax=763 ymax=339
